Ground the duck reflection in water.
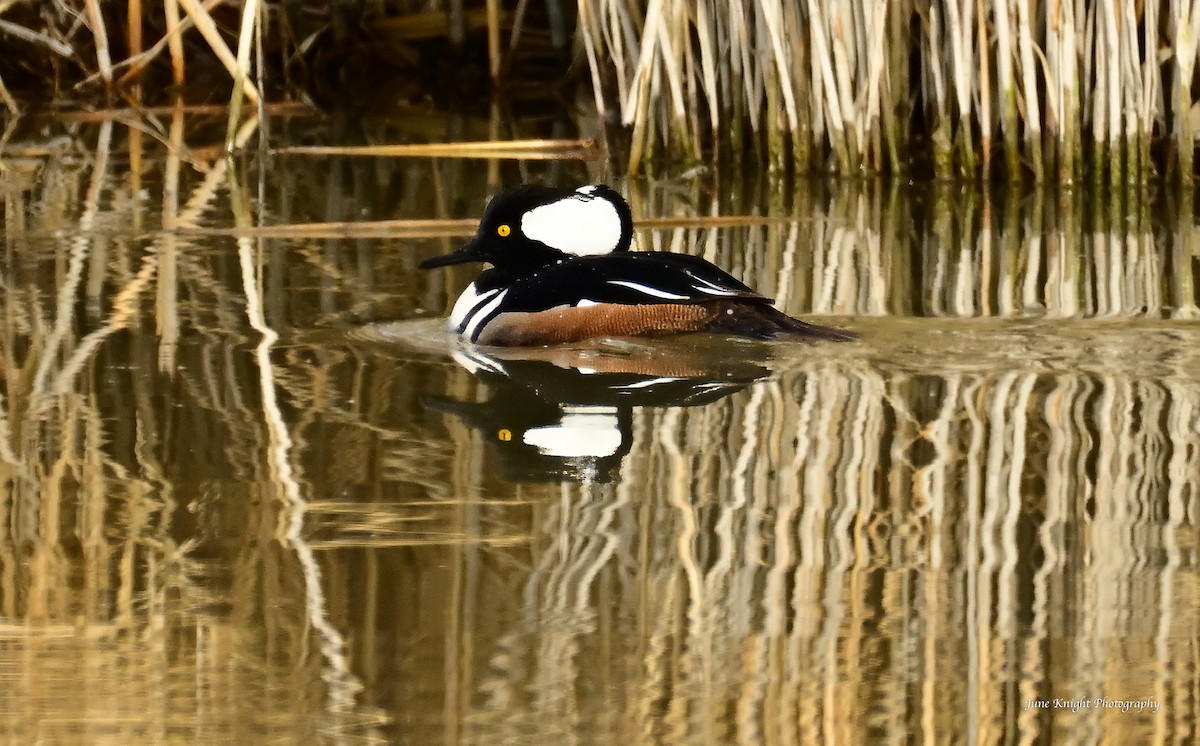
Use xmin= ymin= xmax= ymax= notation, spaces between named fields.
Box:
xmin=425 ymin=341 xmax=771 ymax=483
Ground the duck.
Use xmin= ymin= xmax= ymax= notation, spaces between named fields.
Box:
xmin=420 ymin=184 xmax=856 ymax=347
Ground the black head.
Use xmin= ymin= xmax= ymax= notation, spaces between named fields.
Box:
xmin=419 ymin=184 xmax=634 ymax=275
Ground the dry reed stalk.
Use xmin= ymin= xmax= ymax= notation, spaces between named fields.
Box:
xmin=484 ymin=105 xmax=501 ymax=190
xmin=695 ymin=0 xmax=720 ymax=144
xmin=253 ymin=0 xmax=265 ymax=144
xmin=1014 ymin=0 xmax=1042 ymax=181
xmin=225 ymin=0 xmax=259 ymax=152
xmin=1139 ymin=1 xmax=1160 ymax=184
xmin=1120 ymin=1 xmax=1142 ymax=185
xmin=175 ymin=0 xmax=260 ymax=104
xmin=126 ymin=0 xmax=143 ymax=89
xmin=924 ymin=3 xmax=951 ymax=178
xmin=1171 ymin=1 xmax=1199 ymax=186
xmin=681 ymin=2 xmax=703 ymax=162
xmin=179 ymin=213 xmax=804 ymax=240
xmin=807 ymin=0 xmax=850 ymax=170
xmin=762 ymin=0 xmax=799 ymax=149
xmin=1046 ymin=0 xmax=1074 ymax=182
xmin=658 ymin=1 xmax=692 ymax=161
xmin=0 ymin=74 xmax=16 ymax=114
xmin=128 ymin=124 xmax=142 ymax=235
xmin=992 ymin=0 xmax=1021 ymax=177
xmin=273 ymin=139 xmax=596 ymax=159
xmin=84 ymin=0 xmax=113 ymax=93
xmin=579 ymin=1 xmax=1199 ymax=179
xmin=57 ymin=102 xmax=308 ymax=122
xmin=117 ymin=0 xmax=226 ymax=86
xmin=157 ymin=104 xmax=184 ymax=374
xmin=974 ymin=0 xmax=991 ymax=176
xmin=448 ymin=0 xmax=465 ymax=46
xmin=618 ymin=0 xmax=682 ymax=170
xmin=1099 ymin=0 xmax=1120 ymax=185
xmin=861 ymin=1 xmax=888 ymax=170
xmin=882 ymin=2 xmax=908 ymax=171
xmin=486 ymin=0 xmax=501 ymax=83
xmin=575 ymin=0 xmax=608 ymax=120
xmin=166 ymin=0 xmax=187 ymax=84
xmin=0 ymin=17 xmax=73 ymax=57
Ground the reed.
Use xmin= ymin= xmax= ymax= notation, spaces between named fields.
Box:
xmin=3 ymin=2 xmax=1195 ymax=181
xmin=581 ymin=1 xmax=1196 ymax=182
xmin=274 ymin=139 xmax=597 ymax=159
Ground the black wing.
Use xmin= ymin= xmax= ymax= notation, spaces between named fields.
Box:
xmin=501 ymin=253 xmax=770 ymax=312
xmin=626 ymin=251 xmax=757 ymax=292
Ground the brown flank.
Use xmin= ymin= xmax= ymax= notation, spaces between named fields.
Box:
xmin=476 ymin=303 xmax=717 ymax=346
xmin=473 ymin=301 xmax=856 ymax=346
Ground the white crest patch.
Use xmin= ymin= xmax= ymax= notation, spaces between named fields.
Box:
xmin=522 ymin=405 xmax=622 ymax=458
xmin=606 ymin=280 xmax=689 ymax=300
xmin=521 ymin=192 xmax=622 ymax=256
xmin=575 ymin=299 xmax=600 ymax=307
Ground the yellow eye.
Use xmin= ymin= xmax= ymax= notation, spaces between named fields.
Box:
xmin=497 ymin=428 xmax=512 ymax=441
xmin=497 ymin=224 xmax=511 ymax=237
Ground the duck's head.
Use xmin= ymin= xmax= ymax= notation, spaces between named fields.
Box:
xmin=419 ymin=184 xmax=633 ymax=275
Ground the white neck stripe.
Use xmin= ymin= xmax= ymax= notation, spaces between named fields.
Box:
xmin=462 ymin=288 xmax=509 ymax=341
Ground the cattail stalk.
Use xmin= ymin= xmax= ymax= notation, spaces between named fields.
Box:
xmin=164 ymin=0 xmax=185 ymax=85
xmin=85 ymin=0 xmax=113 ymax=94
xmin=1171 ymin=1 xmax=1199 ymax=186
xmin=1014 ymin=0 xmax=1043 ymax=181
xmin=176 ymin=0 xmax=260 ymax=105
xmin=127 ymin=0 xmax=143 ymax=89
xmin=226 ymin=0 xmax=259 ymax=152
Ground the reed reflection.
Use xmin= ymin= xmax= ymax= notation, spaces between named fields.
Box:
xmin=432 ymin=351 xmax=1199 ymax=745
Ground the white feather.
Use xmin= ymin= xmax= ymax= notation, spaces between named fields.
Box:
xmin=606 ymin=280 xmax=689 ymax=300
xmin=451 ymin=349 xmax=505 ymax=375
xmin=461 ymin=289 xmax=509 ymax=341
xmin=615 ymin=376 xmax=683 ymax=390
xmin=448 ymin=284 xmax=498 ymax=330
xmin=521 ymin=194 xmax=622 ymax=255
xmin=687 ymin=271 xmax=740 ymax=296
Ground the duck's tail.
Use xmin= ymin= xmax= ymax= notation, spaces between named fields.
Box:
xmin=703 ymin=301 xmax=857 ymax=342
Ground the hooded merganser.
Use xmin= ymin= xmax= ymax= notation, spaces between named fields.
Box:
xmin=420 ymin=185 xmax=856 ymax=346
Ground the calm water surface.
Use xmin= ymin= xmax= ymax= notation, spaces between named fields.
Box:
xmin=1 ymin=114 xmax=1198 ymax=744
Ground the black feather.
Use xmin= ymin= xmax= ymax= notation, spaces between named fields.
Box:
xmin=499 ymin=252 xmax=768 ymax=313
xmin=703 ymin=302 xmax=858 ymax=342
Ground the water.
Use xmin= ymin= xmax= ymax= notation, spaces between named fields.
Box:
xmin=1 ymin=112 xmax=1198 ymax=744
